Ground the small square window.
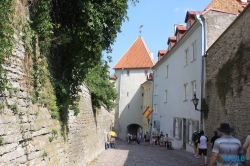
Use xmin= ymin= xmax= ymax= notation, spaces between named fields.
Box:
xmin=127 ymin=70 xmax=130 ymax=76
xmin=166 ymin=65 xmax=168 ymax=78
xmin=192 ymin=41 xmax=196 ymax=61
xmin=184 ymin=83 xmax=188 ymax=101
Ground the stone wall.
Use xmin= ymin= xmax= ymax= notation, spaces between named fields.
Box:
xmin=0 ymin=1 xmax=113 ymax=165
xmin=203 ymin=10 xmax=237 ymax=50
xmin=205 ymin=4 xmax=250 ymax=150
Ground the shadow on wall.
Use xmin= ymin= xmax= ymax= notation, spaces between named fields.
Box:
xmin=114 ymin=86 xmax=144 ymax=139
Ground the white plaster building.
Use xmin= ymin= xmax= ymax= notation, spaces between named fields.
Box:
xmin=111 ymin=37 xmax=155 ymax=140
xmin=152 ymin=1 xmax=240 ymax=152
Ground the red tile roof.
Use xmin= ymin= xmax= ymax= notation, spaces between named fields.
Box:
xmin=113 ymin=37 xmax=155 ymax=69
xmin=109 ymin=75 xmax=117 ymax=80
xmin=185 ymin=11 xmax=202 ymax=23
xmin=158 ymin=50 xmax=167 ymax=55
xmin=175 ymin=25 xmax=187 ymax=36
xmin=167 ymin=37 xmax=176 ymax=44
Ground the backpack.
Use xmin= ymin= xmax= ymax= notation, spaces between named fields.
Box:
xmin=192 ymin=132 xmax=198 ymax=142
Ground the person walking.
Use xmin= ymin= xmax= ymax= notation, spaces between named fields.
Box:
xmin=243 ymin=134 xmax=250 ymax=166
xmin=197 ymin=130 xmax=208 ymax=166
xmin=210 ymin=131 xmax=220 ymax=150
xmin=144 ymin=132 xmax=150 ymax=146
xmin=209 ymin=123 xmax=243 ymax=166
xmin=151 ymin=133 xmax=156 ymax=146
xmin=192 ymin=129 xmax=199 ymax=158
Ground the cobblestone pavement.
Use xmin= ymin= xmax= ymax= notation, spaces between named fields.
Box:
xmin=89 ymin=139 xmax=210 ymax=166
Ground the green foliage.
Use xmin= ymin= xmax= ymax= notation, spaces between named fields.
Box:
xmin=201 ymin=98 xmax=209 ymax=119
xmin=216 ymin=43 xmax=245 ymax=105
xmin=48 ymin=136 xmax=53 ymax=142
xmin=0 ymin=136 xmax=3 ymax=146
xmin=0 ymin=0 xmax=14 ymax=90
xmin=0 ymin=102 xmax=4 ymax=110
xmin=85 ymin=61 xmax=117 ymax=112
xmin=10 ymin=103 xmax=17 ymax=114
xmin=42 ymin=151 xmax=47 ymax=158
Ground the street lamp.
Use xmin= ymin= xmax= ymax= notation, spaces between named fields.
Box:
xmin=192 ymin=93 xmax=201 ymax=111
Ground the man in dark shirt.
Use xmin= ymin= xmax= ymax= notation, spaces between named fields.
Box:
xmin=210 ymin=131 xmax=220 ymax=150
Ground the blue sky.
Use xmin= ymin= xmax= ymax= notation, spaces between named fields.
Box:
xmin=106 ymin=0 xmax=211 ymax=74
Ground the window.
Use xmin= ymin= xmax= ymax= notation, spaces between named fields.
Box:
xmin=166 ymin=65 xmax=168 ymax=78
xmin=192 ymin=41 xmax=196 ymax=61
xmin=177 ymin=33 xmax=180 ymax=42
xmin=168 ymin=44 xmax=171 ymax=50
xmin=154 ymin=104 xmax=157 ymax=114
xmin=154 ymin=85 xmax=158 ymax=96
xmin=127 ymin=105 xmax=129 ymax=109
xmin=144 ymin=70 xmax=148 ymax=76
xmin=184 ymin=48 xmax=189 ymax=66
xmin=127 ymin=92 xmax=129 ymax=97
xmin=164 ymin=90 xmax=167 ymax=102
xmin=155 ymin=69 xmax=157 ymax=77
xmin=184 ymin=83 xmax=188 ymax=101
xmin=187 ymin=20 xmax=191 ymax=29
xmin=141 ymin=105 xmax=143 ymax=109
xmin=175 ymin=118 xmax=179 ymax=138
xmin=127 ymin=70 xmax=130 ymax=76
xmin=142 ymin=93 xmax=144 ymax=97
xmin=191 ymin=81 xmax=196 ymax=97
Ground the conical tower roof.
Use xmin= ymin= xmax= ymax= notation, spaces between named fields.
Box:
xmin=113 ymin=37 xmax=155 ymax=69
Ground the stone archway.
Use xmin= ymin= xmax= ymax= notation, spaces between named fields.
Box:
xmin=127 ymin=123 xmax=142 ymax=135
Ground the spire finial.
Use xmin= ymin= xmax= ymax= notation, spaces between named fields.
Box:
xmin=138 ymin=25 xmax=143 ymax=36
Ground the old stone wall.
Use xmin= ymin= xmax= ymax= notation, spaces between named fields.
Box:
xmin=205 ymin=4 xmax=250 ymax=151
xmin=203 ymin=10 xmax=238 ymax=50
xmin=0 ymin=1 xmax=113 ymax=165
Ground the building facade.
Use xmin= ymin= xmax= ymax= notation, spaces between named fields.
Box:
xmin=152 ymin=0 xmax=243 ymax=152
xmin=111 ymin=37 xmax=155 ymax=140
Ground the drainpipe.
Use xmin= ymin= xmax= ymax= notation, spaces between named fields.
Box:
xmin=150 ymin=70 xmax=155 ymax=137
xmin=195 ymin=14 xmax=206 ymax=130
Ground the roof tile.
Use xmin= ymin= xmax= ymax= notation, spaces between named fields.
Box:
xmin=113 ymin=37 xmax=155 ymax=69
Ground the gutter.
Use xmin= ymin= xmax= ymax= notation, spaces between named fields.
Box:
xmin=194 ymin=14 xmax=205 ymax=130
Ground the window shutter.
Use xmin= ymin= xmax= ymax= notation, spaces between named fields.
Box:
xmin=178 ymin=118 xmax=182 ymax=139
xmin=173 ymin=117 xmax=176 ymax=138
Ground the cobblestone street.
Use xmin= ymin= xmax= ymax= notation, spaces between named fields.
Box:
xmin=89 ymin=139 xmax=210 ymax=166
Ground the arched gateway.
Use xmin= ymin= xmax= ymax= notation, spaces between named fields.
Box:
xmin=127 ymin=124 xmax=142 ymax=135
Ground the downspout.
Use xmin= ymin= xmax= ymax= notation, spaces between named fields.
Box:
xmin=195 ymin=14 xmax=205 ymax=130
xmin=150 ymin=71 xmax=155 ymax=137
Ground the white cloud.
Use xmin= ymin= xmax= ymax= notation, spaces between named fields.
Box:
xmin=174 ymin=8 xmax=180 ymax=12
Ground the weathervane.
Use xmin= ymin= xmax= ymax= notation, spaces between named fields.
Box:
xmin=138 ymin=25 xmax=143 ymax=36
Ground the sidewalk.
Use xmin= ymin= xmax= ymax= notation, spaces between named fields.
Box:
xmin=89 ymin=139 xmax=210 ymax=166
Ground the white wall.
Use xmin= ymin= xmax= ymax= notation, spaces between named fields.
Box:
xmin=114 ymin=68 xmax=152 ymax=140
xmin=153 ymin=23 xmax=202 ymax=150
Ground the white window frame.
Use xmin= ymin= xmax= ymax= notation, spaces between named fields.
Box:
xmin=184 ymin=48 xmax=189 ymax=66
xmin=192 ymin=41 xmax=196 ymax=61
xmin=191 ymin=80 xmax=196 ymax=97
xmin=166 ymin=65 xmax=168 ymax=78
xmin=187 ymin=20 xmax=191 ymax=29
xmin=164 ymin=90 xmax=167 ymax=103
xmin=175 ymin=118 xmax=179 ymax=139
xmin=184 ymin=83 xmax=188 ymax=101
